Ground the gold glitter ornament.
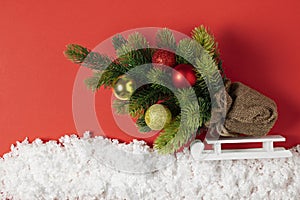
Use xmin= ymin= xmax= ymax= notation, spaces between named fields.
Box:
xmin=113 ymin=75 xmax=136 ymax=100
xmin=145 ymin=104 xmax=172 ymax=130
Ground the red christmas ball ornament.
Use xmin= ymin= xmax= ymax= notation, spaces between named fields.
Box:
xmin=152 ymin=49 xmax=176 ymax=69
xmin=172 ymin=64 xmax=197 ymax=88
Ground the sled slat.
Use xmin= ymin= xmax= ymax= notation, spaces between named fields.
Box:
xmin=206 ymin=135 xmax=285 ymax=144
xmin=191 ymin=147 xmax=292 ymax=161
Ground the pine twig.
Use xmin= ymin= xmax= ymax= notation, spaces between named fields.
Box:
xmin=84 ymin=72 xmax=103 ymax=92
xmin=154 ymin=88 xmax=201 ymax=154
xmin=82 ymin=52 xmax=112 ymax=71
xmin=113 ymin=99 xmax=130 ymax=115
xmin=175 ymin=38 xmax=204 ymax=66
xmin=64 ymin=44 xmax=90 ymax=64
xmin=192 ymin=25 xmax=219 ymax=58
xmin=156 ymin=28 xmax=177 ymax=51
xmin=195 ymin=54 xmax=223 ymax=93
xmin=192 ymin=25 xmax=224 ymax=74
xmin=136 ymin=116 xmax=152 ymax=132
xmin=112 ymin=34 xmax=127 ymax=50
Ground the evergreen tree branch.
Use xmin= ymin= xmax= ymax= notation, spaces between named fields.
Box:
xmin=117 ymin=32 xmax=149 ymax=57
xmin=136 ymin=116 xmax=152 ymax=132
xmin=125 ymin=63 xmax=152 ymax=84
xmin=84 ymin=72 xmax=103 ymax=92
xmin=198 ymin=97 xmax=211 ymax=126
xmin=195 ymin=54 xmax=223 ymax=94
xmin=112 ymin=34 xmax=127 ymax=50
xmin=176 ymin=38 xmax=197 ymax=64
xmin=64 ymin=44 xmax=113 ymax=71
xmin=146 ymin=67 xmax=174 ymax=91
xmin=192 ymin=25 xmax=219 ymax=59
xmin=175 ymin=38 xmax=204 ymax=66
xmin=113 ymin=99 xmax=130 ymax=115
xmin=129 ymin=84 xmax=172 ymax=118
xmin=153 ymin=117 xmax=180 ymax=153
xmin=192 ymin=25 xmax=224 ymax=74
xmin=161 ymin=96 xmax=180 ymax=117
xmin=98 ymin=69 xmax=124 ymax=88
xmin=116 ymin=48 xmax=153 ymax=72
xmin=156 ymin=28 xmax=177 ymax=51
xmin=127 ymin=32 xmax=149 ymax=49
xmin=64 ymin=44 xmax=90 ymax=64
xmin=154 ymin=88 xmax=202 ymax=154
xmin=82 ymin=52 xmax=112 ymax=70
xmin=154 ymin=115 xmax=198 ymax=154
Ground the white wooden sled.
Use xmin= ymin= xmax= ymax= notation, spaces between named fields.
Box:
xmin=190 ymin=135 xmax=292 ymax=161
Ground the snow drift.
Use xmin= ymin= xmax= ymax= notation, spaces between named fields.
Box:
xmin=1 ymin=133 xmax=299 ymax=200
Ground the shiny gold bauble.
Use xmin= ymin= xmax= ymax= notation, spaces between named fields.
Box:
xmin=145 ymin=104 xmax=172 ymax=131
xmin=112 ymin=75 xmax=136 ymax=100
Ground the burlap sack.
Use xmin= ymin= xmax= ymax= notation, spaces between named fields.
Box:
xmin=223 ymin=82 xmax=278 ymax=136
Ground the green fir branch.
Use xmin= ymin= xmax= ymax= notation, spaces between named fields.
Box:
xmin=192 ymin=25 xmax=225 ymax=75
xmin=129 ymin=85 xmax=172 ymax=118
xmin=113 ymin=99 xmax=130 ymax=115
xmin=146 ymin=67 xmax=174 ymax=90
xmin=154 ymin=88 xmax=202 ymax=154
xmin=156 ymin=28 xmax=177 ymax=51
xmin=82 ymin=52 xmax=112 ymax=70
xmin=64 ymin=44 xmax=90 ymax=64
xmin=116 ymin=44 xmax=132 ymax=58
xmin=154 ymin=117 xmax=180 ymax=153
xmin=112 ymin=34 xmax=127 ymax=50
xmin=161 ymin=97 xmax=180 ymax=117
xmin=84 ymin=72 xmax=103 ymax=92
xmin=98 ymin=69 xmax=124 ymax=88
xmin=117 ymin=48 xmax=154 ymax=70
xmin=117 ymin=32 xmax=149 ymax=57
xmin=136 ymin=116 xmax=152 ymax=132
xmin=175 ymin=38 xmax=204 ymax=65
xmin=176 ymin=38 xmax=197 ymax=64
xmin=195 ymin=54 xmax=223 ymax=94
xmin=198 ymin=97 xmax=211 ymax=126
xmin=127 ymin=32 xmax=149 ymax=49
xmin=116 ymin=32 xmax=153 ymax=71
xmin=87 ymin=61 xmax=132 ymax=90
xmin=175 ymin=88 xmax=201 ymax=130
xmin=181 ymin=101 xmax=200 ymax=129
xmin=154 ymin=116 xmax=197 ymax=154
xmin=174 ymin=88 xmax=197 ymax=105
xmin=193 ymin=75 xmax=209 ymax=98
xmin=125 ymin=63 xmax=152 ymax=84
xmin=64 ymin=44 xmax=114 ymax=71
xmin=192 ymin=25 xmax=219 ymax=58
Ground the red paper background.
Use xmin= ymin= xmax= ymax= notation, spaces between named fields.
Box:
xmin=1 ymin=0 xmax=300 ymax=155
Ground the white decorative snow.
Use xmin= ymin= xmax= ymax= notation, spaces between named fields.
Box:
xmin=0 ymin=132 xmax=299 ymax=200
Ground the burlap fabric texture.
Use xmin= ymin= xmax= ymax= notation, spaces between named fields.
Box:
xmin=215 ymin=81 xmax=278 ymax=137
xmin=224 ymin=82 xmax=278 ymax=136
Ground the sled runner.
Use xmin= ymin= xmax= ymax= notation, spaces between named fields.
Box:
xmin=190 ymin=135 xmax=292 ymax=160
